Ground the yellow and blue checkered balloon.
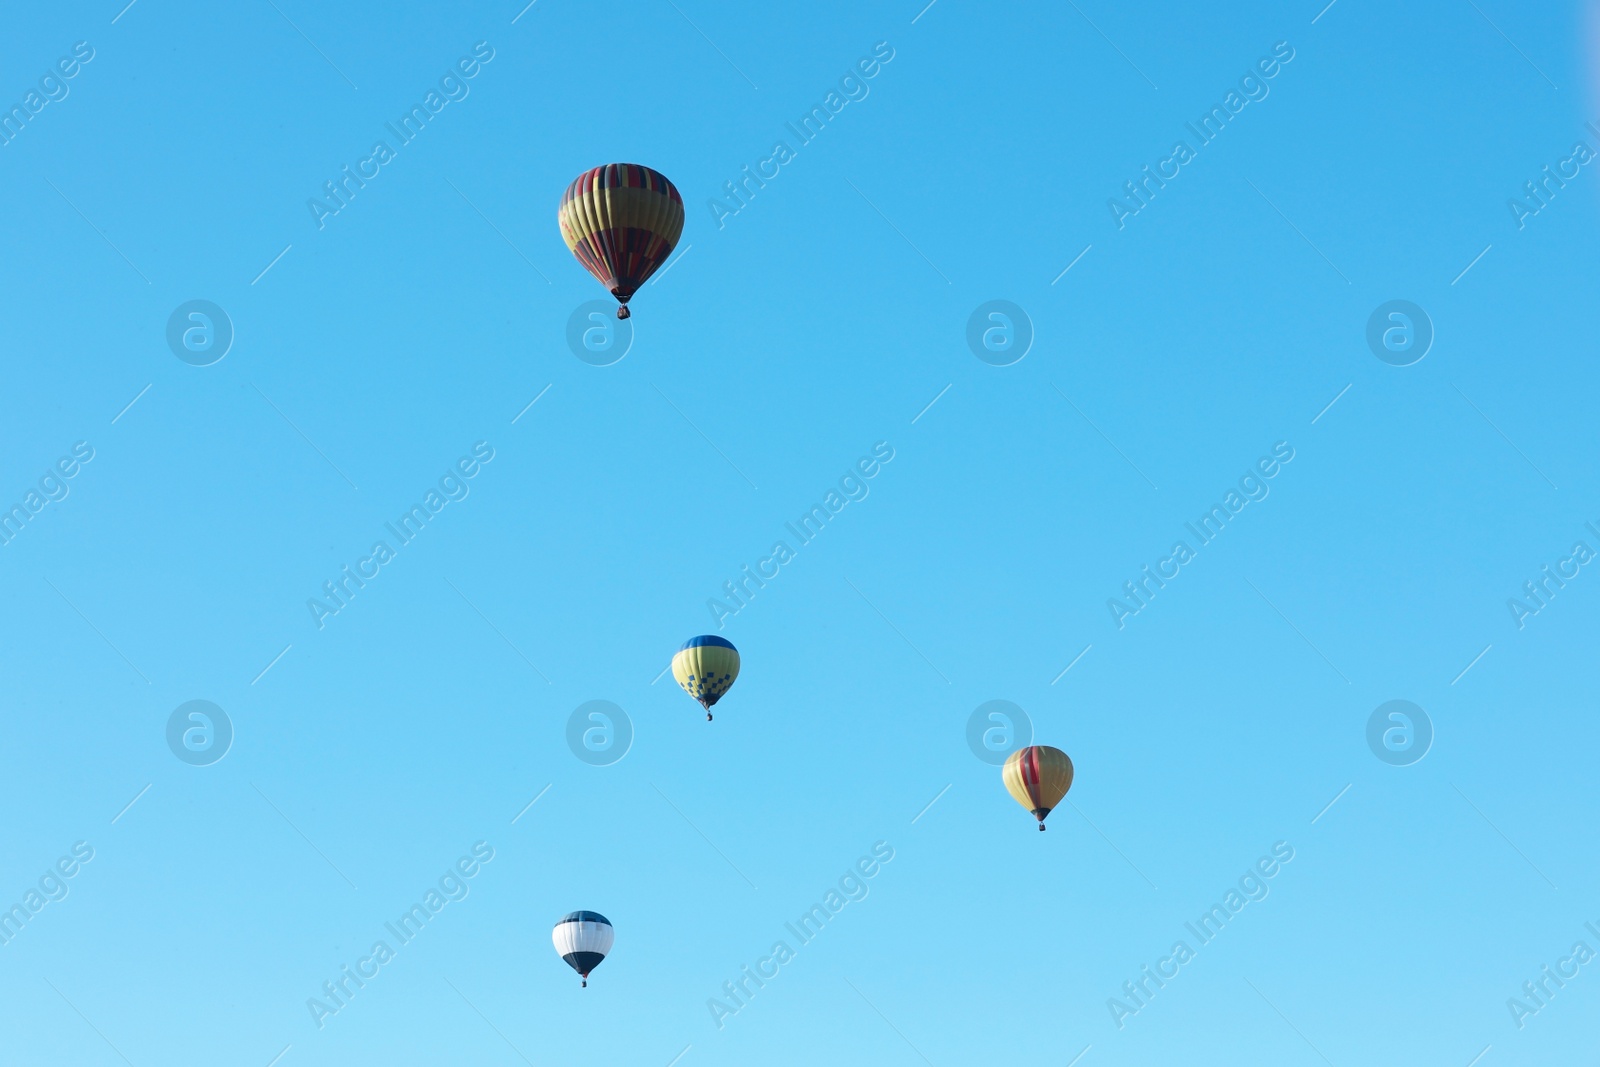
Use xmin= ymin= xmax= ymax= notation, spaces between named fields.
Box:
xmin=671 ymin=636 xmax=740 ymax=721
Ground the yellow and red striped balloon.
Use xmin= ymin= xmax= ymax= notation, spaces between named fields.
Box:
xmin=1002 ymin=746 xmax=1074 ymax=830
xmin=557 ymin=163 xmax=683 ymax=319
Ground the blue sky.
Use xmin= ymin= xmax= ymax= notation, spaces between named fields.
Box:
xmin=1 ymin=0 xmax=1597 ymax=1064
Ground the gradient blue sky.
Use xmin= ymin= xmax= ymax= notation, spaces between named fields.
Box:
xmin=1 ymin=1 xmax=1597 ymax=1064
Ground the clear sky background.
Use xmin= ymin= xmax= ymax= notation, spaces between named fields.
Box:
xmin=1 ymin=1 xmax=1597 ymax=1064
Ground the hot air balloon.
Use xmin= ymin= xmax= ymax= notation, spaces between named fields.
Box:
xmin=552 ymin=910 xmax=613 ymax=988
xmin=1002 ymin=746 xmax=1074 ymax=831
xmin=557 ymin=163 xmax=684 ymax=320
xmin=671 ymin=635 xmax=739 ymax=721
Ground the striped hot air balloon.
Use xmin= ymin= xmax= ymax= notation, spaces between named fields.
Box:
xmin=1002 ymin=746 xmax=1074 ymax=831
xmin=557 ymin=163 xmax=684 ymax=320
xmin=552 ymin=911 xmax=613 ymax=988
xmin=671 ymin=635 xmax=739 ymax=721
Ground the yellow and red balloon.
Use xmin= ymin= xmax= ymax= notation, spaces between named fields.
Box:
xmin=557 ymin=163 xmax=683 ymax=320
xmin=1002 ymin=746 xmax=1074 ymax=830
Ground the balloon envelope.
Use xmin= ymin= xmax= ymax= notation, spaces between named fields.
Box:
xmin=552 ymin=910 xmax=614 ymax=985
xmin=1002 ymin=746 xmax=1074 ymax=829
xmin=671 ymin=635 xmax=740 ymax=717
xmin=557 ymin=163 xmax=683 ymax=319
